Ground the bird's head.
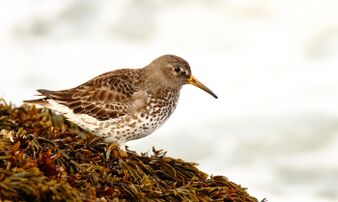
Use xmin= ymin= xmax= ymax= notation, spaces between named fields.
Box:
xmin=147 ymin=54 xmax=217 ymax=99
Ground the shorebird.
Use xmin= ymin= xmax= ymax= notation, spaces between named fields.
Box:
xmin=25 ymin=55 xmax=217 ymax=150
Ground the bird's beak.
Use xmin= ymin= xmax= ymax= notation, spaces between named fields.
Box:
xmin=187 ymin=75 xmax=218 ymax=99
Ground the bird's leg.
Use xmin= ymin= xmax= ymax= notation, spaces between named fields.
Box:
xmin=118 ymin=143 xmax=128 ymax=158
xmin=105 ymin=142 xmax=127 ymax=160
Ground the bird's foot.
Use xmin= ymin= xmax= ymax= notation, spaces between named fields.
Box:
xmin=105 ymin=143 xmax=128 ymax=160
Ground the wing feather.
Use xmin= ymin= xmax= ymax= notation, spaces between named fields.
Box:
xmin=37 ymin=69 xmax=144 ymax=121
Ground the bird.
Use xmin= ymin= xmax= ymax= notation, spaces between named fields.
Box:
xmin=25 ymin=54 xmax=217 ymax=151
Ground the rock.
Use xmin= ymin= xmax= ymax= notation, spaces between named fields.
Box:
xmin=0 ymin=99 xmax=262 ymax=202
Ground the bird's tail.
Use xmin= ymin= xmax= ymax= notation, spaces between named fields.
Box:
xmin=23 ymin=98 xmax=47 ymax=105
xmin=23 ymin=89 xmax=50 ymax=105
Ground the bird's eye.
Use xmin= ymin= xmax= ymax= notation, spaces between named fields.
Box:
xmin=174 ymin=67 xmax=180 ymax=72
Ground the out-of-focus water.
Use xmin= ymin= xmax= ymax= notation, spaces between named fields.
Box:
xmin=1 ymin=1 xmax=338 ymax=201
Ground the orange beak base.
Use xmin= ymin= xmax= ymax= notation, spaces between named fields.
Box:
xmin=187 ymin=75 xmax=218 ymax=99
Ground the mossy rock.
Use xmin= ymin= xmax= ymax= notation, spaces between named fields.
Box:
xmin=0 ymin=99 xmax=263 ymax=201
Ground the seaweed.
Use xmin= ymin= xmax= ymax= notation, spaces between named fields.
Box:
xmin=0 ymin=98 xmax=262 ymax=201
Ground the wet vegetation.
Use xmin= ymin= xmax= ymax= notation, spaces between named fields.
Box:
xmin=0 ymin=99 xmax=261 ymax=201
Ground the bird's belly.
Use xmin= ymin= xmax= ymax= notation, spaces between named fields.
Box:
xmin=101 ymin=94 xmax=180 ymax=143
xmin=101 ymin=103 xmax=177 ymax=143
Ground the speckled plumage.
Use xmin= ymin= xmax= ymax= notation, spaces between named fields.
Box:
xmin=25 ymin=55 xmax=217 ymax=150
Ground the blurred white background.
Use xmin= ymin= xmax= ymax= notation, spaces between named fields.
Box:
xmin=1 ymin=0 xmax=338 ymax=201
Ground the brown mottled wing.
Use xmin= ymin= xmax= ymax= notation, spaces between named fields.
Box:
xmin=38 ymin=69 xmax=143 ymax=121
